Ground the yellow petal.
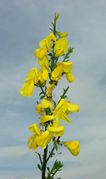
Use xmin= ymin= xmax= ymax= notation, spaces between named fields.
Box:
xmin=41 ymin=99 xmax=53 ymax=109
xmin=51 ymin=64 xmax=63 ymax=81
xmin=39 ymin=33 xmax=56 ymax=51
xmin=53 ymin=99 xmax=65 ymax=114
xmin=40 ymin=115 xmax=55 ymax=123
xmin=63 ymin=141 xmax=80 ymax=156
xmin=39 ymin=38 xmax=50 ymax=51
xmin=36 ymin=103 xmax=43 ymax=114
xmin=68 ymin=103 xmax=80 ymax=112
xmin=28 ymin=124 xmax=41 ymax=135
xmin=38 ymin=56 xmax=49 ymax=69
xmin=38 ymin=68 xmax=48 ymax=84
xmin=62 ymin=62 xmax=73 ymax=73
xmin=62 ymin=113 xmax=71 ymax=123
xmin=42 ymin=68 xmax=48 ymax=81
xmin=27 ymin=135 xmax=38 ymax=149
xmin=25 ymin=68 xmax=38 ymax=84
xmin=54 ymin=38 xmax=68 ymax=57
xmin=47 ymin=126 xmax=64 ymax=136
xmin=52 ymin=117 xmax=60 ymax=127
xmin=66 ymin=73 xmax=75 ymax=82
xmin=20 ymin=80 xmax=34 ymax=96
xmin=48 ymin=32 xmax=56 ymax=42
xmin=34 ymin=47 xmax=47 ymax=59
xmin=36 ymin=130 xmax=52 ymax=149
xmin=36 ymin=99 xmax=53 ymax=114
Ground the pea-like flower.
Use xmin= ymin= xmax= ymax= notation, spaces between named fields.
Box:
xmin=51 ymin=61 xmax=74 ymax=82
xmin=20 ymin=68 xmax=38 ymax=96
xmin=28 ymin=123 xmax=53 ymax=149
xmin=27 ymin=124 xmax=41 ymax=149
xmin=34 ymin=33 xmax=56 ymax=69
xmin=20 ymin=67 xmax=48 ymax=96
xmin=53 ymin=99 xmax=80 ymax=123
xmin=36 ymin=99 xmax=53 ymax=114
xmin=38 ymin=68 xmax=48 ymax=84
xmin=28 ymin=123 xmax=64 ymax=150
xmin=47 ymin=126 xmax=64 ymax=137
xmin=54 ymin=37 xmax=68 ymax=57
xmin=63 ymin=141 xmax=80 ymax=156
xmin=39 ymin=32 xmax=56 ymax=51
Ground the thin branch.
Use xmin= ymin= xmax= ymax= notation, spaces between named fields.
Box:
xmin=46 ymin=147 xmax=55 ymax=163
xmin=60 ymin=86 xmax=69 ymax=98
xmin=35 ymin=152 xmax=43 ymax=165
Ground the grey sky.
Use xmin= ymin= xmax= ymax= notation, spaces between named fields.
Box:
xmin=0 ymin=0 xmax=106 ymax=178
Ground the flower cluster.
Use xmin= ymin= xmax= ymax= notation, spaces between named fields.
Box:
xmin=20 ymin=14 xmax=80 ymax=160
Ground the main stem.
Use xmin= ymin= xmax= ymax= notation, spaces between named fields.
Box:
xmin=42 ymin=145 xmax=48 ymax=179
xmin=41 ymin=13 xmax=59 ymax=179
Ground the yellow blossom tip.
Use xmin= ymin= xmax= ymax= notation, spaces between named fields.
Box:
xmin=63 ymin=140 xmax=80 ymax=156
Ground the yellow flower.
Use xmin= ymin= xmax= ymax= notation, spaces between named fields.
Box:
xmin=51 ymin=62 xmax=74 ymax=82
xmin=62 ymin=62 xmax=75 ymax=82
xmin=48 ymin=32 xmax=56 ymax=42
xmin=47 ymin=126 xmax=64 ymax=137
xmin=29 ymin=123 xmax=41 ymax=135
xmin=51 ymin=63 xmax=63 ymax=81
xmin=54 ymin=37 xmax=68 ymax=57
xmin=36 ymin=99 xmax=53 ymax=114
xmin=38 ymin=55 xmax=49 ymax=69
xmin=36 ymin=130 xmax=52 ymax=149
xmin=34 ymin=47 xmax=47 ymax=59
xmin=45 ymin=82 xmax=56 ymax=97
xmin=20 ymin=80 xmax=34 ymax=96
xmin=38 ymin=68 xmax=48 ymax=84
xmin=53 ymin=99 xmax=71 ymax=123
xmin=67 ymin=103 xmax=80 ymax=112
xmin=20 ymin=67 xmax=49 ymax=96
xmin=27 ymin=135 xmax=38 ymax=149
xmin=39 ymin=32 xmax=56 ymax=51
xmin=62 ymin=61 xmax=72 ymax=73
xmin=53 ymin=99 xmax=80 ymax=123
xmin=66 ymin=72 xmax=75 ymax=82
xmin=63 ymin=141 xmax=80 ymax=156
xmin=27 ymin=124 xmax=41 ymax=149
xmin=40 ymin=115 xmax=55 ymax=123
xmin=25 ymin=68 xmax=38 ymax=83
xmin=20 ymin=68 xmax=38 ymax=96
xmin=28 ymin=123 xmax=52 ymax=149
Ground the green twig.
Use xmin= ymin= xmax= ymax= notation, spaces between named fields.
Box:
xmin=60 ymin=86 xmax=69 ymax=99
xmin=35 ymin=152 xmax=43 ymax=165
xmin=42 ymin=145 xmax=48 ymax=179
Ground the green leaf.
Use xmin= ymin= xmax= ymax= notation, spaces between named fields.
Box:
xmin=40 ymin=95 xmax=45 ymax=99
xmin=53 ymin=140 xmax=58 ymax=151
xmin=37 ymin=164 xmax=42 ymax=171
xmin=47 ymin=160 xmax=64 ymax=179
xmin=55 ymin=12 xmax=60 ymax=21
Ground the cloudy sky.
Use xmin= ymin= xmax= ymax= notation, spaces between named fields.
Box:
xmin=0 ymin=0 xmax=106 ymax=178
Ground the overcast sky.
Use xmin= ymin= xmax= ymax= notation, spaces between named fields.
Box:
xmin=0 ymin=0 xmax=106 ymax=178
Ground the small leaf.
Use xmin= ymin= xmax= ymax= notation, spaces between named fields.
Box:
xmin=40 ymin=95 xmax=45 ymax=99
xmin=53 ymin=140 xmax=58 ymax=151
xmin=37 ymin=164 xmax=42 ymax=171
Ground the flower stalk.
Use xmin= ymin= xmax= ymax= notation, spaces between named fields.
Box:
xmin=20 ymin=12 xmax=80 ymax=179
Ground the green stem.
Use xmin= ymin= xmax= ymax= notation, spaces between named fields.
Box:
xmin=60 ymin=86 xmax=69 ymax=98
xmin=35 ymin=152 xmax=43 ymax=165
xmin=53 ymin=13 xmax=56 ymax=36
xmin=46 ymin=147 xmax=55 ymax=163
xmin=42 ymin=145 xmax=48 ymax=179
